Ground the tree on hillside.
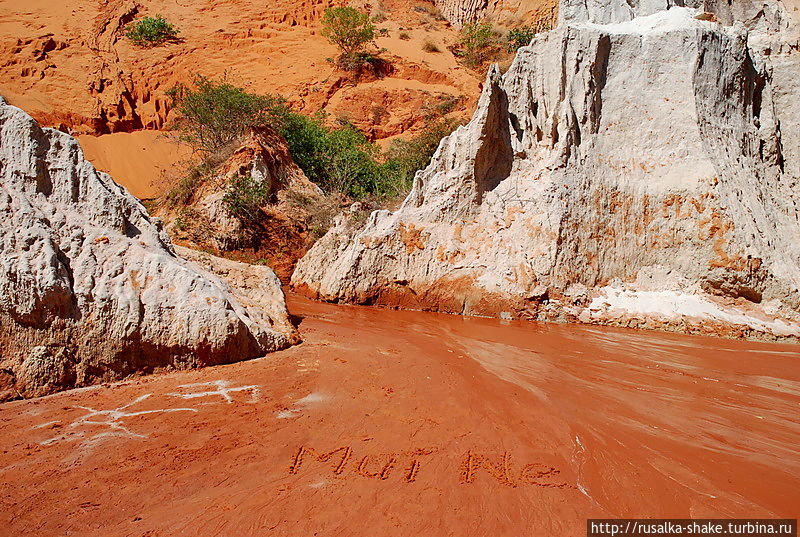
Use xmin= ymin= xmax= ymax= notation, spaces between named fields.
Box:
xmin=125 ymin=15 xmax=179 ymax=47
xmin=166 ymin=76 xmax=286 ymax=153
xmin=456 ymin=22 xmax=502 ymax=67
xmin=320 ymin=7 xmax=381 ymax=70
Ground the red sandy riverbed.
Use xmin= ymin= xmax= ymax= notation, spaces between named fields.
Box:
xmin=1 ymin=294 xmax=798 ymax=536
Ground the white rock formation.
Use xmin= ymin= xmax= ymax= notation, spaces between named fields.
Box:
xmin=293 ymin=0 xmax=800 ymax=340
xmin=0 ymin=99 xmax=297 ymax=400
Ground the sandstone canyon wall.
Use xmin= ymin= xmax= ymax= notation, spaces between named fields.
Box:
xmin=0 ymin=0 xmax=479 ymax=140
xmin=0 ymin=99 xmax=297 ymax=400
xmin=293 ymin=0 xmax=800 ymax=340
xmin=434 ymin=0 xmax=558 ymax=27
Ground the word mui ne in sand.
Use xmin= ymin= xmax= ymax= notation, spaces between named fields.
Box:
xmin=288 ymin=445 xmax=574 ymax=488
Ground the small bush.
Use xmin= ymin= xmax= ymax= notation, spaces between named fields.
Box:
xmin=283 ymin=114 xmax=384 ymax=197
xmin=457 ymin=22 xmax=501 ymax=67
xmin=173 ymin=208 xmax=195 ymax=231
xmin=335 ymin=50 xmax=390 ymax=73
xmin=167 ymin=76 xmax=286 ymax=153
xmin=276 ymin=111 xmax=409 ymax=199
xmin=412 ymin=4 xmax=445 ymax=20
xmin=422 ymin=39 xmax=440 ymax=53
xmin=506 ymin=19 xmax=552 ymax=52
xmin=371 ymin=3 xmax=388 ymax=23
xmin=398 ymin=32 xmax=411 ymax=40
xmin=321 ymin=7 xmax=382 ymax=70
xmin=506 ymin=25 xmax=536 ymax=52
xmin=125 ymin=15 xmax=179 ymax=47
xmin=370 ymin=104 xmax=389 ymax=124
xmin=222 ymin=174 xmax=270 ymax=222
xmin=427 ymin=94 xmax=462 ymax=117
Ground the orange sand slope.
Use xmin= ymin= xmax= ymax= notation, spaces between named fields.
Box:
xmin=77 ymin=131 xmax=191 ymax=199
xmin=0 ymin=0 xmax=493 ymax=138
xmin=1 ymin=295 xmax=798 ymax=536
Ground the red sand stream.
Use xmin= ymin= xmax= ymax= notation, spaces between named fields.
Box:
xmin=1 ymin=294 xmax=798 ymax=535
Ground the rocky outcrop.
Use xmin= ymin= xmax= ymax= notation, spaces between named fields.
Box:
xmin=0 ymin=99 xmax=297 ymax=400
xmin=292 ymin=1 xmax=800 ymax=340
xmin=157 ymin=126 xmax=330 ymax=281
xmin=434 ymin=0 xmax=558 ymax=27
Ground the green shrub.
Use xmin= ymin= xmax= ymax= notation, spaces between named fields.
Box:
xmin=125 ymin=15 xmax=179 ymax=47
xmin=222 ymin=174 xmax=270 ymax=222
xmin=277 ymin=102 xmax=459 ymax=200
xmin=278 ymin=112 xmax=392 ymax=198
xmin=321 ymin=7 xmax=380 ymax=70
xmin=460 ymin=22 xmax=497 ymax=51
xmin=506 ymin=25 xmax=536 ymax=52
xmin=167 ymin=76 xmax=286 ymax=153
xmin=457 ymin=22 xmax=501 ymax=67
xmin=166 ymin=75 xmax=446 ymax=203
xmin=506 ymin=20 xmax=552 ymax=52
xmin=324 ymin=127 xmax=386 ymax=197
xmin=398 ymin=31 xmax=411 ymax=40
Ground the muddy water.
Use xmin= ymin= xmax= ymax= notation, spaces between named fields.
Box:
xmin=0 ymin=294 xmax=798 ymax=536
xmin=444 ymin=317 xmax=800 ymax=516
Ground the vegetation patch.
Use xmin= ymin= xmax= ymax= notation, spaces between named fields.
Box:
xmin=453 ymin=22 xmax=502 ymax=68
xmin=321 ymin=7 xmax=387 ymax=72
xmin=422 ymin=39 xmax=440 ymax=53
xmin=125 ymin=15 xmax=179 ymax=47
xmin=167 ymin=77 xmax=462 ymax=204
xmin=505 ymin=20 xmax=553 ymax=52
xmin=222 ymin=174 xmax=271 ymax=223
xmin=412 ymin=4 xmax=445 ymax=21
xmin=385 ymin=117 xmax=462 ymax=186
xmin=167 ymin=76 xmax=286 ymax=154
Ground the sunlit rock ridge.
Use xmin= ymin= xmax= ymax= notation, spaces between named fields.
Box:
xmin=0 ymin=99 xmax=297 ymax=399
xmin=293 ymin=0 xmax=800 ymax=340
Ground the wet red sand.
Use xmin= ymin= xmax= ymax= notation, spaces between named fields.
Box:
xmin=1 ymin=294 xmax=798 ymax=536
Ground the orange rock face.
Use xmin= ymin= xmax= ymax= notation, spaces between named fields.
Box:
xmin=0 ymin=0 xmax=484 ymax=138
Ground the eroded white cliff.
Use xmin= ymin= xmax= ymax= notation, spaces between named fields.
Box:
xmin=0 ymin=99 xmax=297 ymax=399
xmin=292 ymin=1 xmax=800 ymax=340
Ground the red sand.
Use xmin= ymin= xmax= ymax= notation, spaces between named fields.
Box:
xmin=1 ymin=294 xmax=798 ymax=535
xmin=76 ymin=131 xmax=192 ymax=199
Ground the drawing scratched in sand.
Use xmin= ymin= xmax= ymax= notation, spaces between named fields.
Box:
xmin=39 ymin=394 xmax=197 ymax=448
xmin=166 ymin=380 xmax=261 ymax=404
xmin=36 ymin=380 xmax=263 ymax=449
